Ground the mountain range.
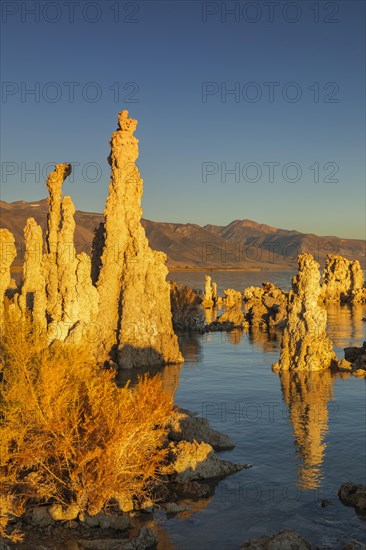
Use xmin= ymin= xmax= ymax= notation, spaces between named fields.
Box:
xmin=0 ymin=199 xmax=364 ymax=271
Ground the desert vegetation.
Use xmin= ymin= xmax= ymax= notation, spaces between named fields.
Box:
xmin=170 ymin=282 xmax=203 ymax=331
xmin=0 ymin=313 xmax=175 ymax=542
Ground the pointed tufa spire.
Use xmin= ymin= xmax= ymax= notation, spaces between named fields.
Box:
xmin=96 ymin=110 xmax=183 ymax=367
xmin=0 ymin=114 xmax=182 ymax=368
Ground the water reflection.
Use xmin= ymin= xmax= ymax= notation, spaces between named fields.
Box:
xmin=248 ymin=327 xmax=282 ymax=352
xmin=326 ymin=302 xmax=365 ymax=347
xmin=277 ymin=369 xmax=335 ymax=489
xmin=178 ymin=331 xmax=204 ymax=363
xmin=116 ymin=363 xmax=182 ymax=398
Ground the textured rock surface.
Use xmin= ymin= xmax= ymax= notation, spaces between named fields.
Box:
xmin=0 ymin=112 xmax=182 ymax=368
xmin=223 ymin=288 xmax=242 ymax=308
xmin=202 ymin=275 xmax=215 ymax=308
xmin=168 ymin=408 xmax=235 ymax=450
xmin=244 ymin=282 xmax=287 ymax=328
xmin=169 ymin=440 xmax=250 ymax=481
xmin=44 ymin=163 xmax=72 ymax=323
xmin=124 ymin=527 xmax=157 ymax=550
xmin=17 ymin=219 xmax=47 ymax=330
xmin=216 ymin=288 xmax=246 ymax=327
xmin=0 ymin=228 xmax=17 ymax=329
xmin=338 ymin=483 xmax=366 ymax=512
xmin=96 ymin=111 xmax=182 ymax=367
xmin=274 ymin=254 xmax=337 ymax=371
xmin=241 ymin=528 xmax=311 ymax=549
xmin=218 ymin=302 xmax=247 ymax=327
xmin=321 ymin=254 xmax=365 ymax=303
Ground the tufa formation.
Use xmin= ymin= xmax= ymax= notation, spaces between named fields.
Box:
xmin=273 ymin=254 xmax=338 ymax=372
xmin=1 ymin=112 xmax=183 ymax=369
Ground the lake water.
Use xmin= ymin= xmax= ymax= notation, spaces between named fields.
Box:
xmin=137 ymin=270 xmax=366 ymax=549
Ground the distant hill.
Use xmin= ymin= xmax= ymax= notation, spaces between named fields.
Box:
xmin=0 ymin=199 xmax=365 ymax=271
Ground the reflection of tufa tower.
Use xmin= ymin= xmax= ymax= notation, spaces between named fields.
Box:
xmin=279 ymin=369 xmax=334 ymax=489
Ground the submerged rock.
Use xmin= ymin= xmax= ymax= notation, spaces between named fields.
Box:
xmin=170 ymin=480 xmax=211 ymax=499
xmin=274 ymin=254 xmax=337 ymax=372
xmin=241 ymin=528 xmax=311 ymax=549
xmin=338 ymin=482 xmax=366 ymax=513
xmin=344 ymin=541 xmax=366 ymax=550
xmin=124 ymin=527 xmax=157 ymax=550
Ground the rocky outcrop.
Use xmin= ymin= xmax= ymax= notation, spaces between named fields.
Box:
xmin=241 ymin=529 xmax=311 ymax=549
xmin=244 ymin=282 xmax=287 ymax=328
xmin=202 ymin=275 xmax=215 ymax=308
xmin=168 ymin=408 xmax=235 ymax=450
xmin=0 ymin=112 xmax=182 ymax=368
xmin=218 ymin=303 xmax=247 ymax=327
xmin=96 ymin=111 xmax=182 ymax=367
xmin=44 ymin=163 xmax=72 ymax=324
xmin=169 ymin=440 xmax=250 ymax=482
xmin=16 ymin=219 xmax=47 ymax=330
xmin=338 ymin=483 xmax=366 ymax=513
xmin=320 ymin=254 xmax=366 ymax=303
xmin=273 ymin=254 xmax=337 ymax=372
xmin=215 ymin=288 xmax=246 ymax=327
xmin=0 ymin=229 xmax=17 ymax=329
xmin=222 ymin=288 xmax=242 ymax=308
xmin=337 ymin=342 xmax=366 ymax=377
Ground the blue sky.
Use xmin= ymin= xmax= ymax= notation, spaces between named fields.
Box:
xmin=1 ymin=0 xmax=365 ymax=239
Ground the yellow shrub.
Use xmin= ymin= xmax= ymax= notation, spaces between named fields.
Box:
xmin=0 ymin=317 xmax=174 ymax=540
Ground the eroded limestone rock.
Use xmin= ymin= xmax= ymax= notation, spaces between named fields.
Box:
xmin=321 ymin=254 xmax=366 ymax=303
xmin=244 ymin=282 xmax=287 ymax=328
xmin=0 ymin=228 xmax=17 ymax=329
xmin=168 ymin=408 xmax=235 ymax=450
xmin=202 ymin=275 xmax=215 ymax=308
xmin=96 ymin=111 xmax=182 ymax=367
xmin=274 ymin=254 xmax=337 ymax=371
xmin=223 ymin=288 xmax=242 ymax=308
xmin=1 ymin=113 xmax=182 ymax=369
xmin=169 ymin=440 xmax=250 ymax=482
xmin=17 ymin=219 xmax=47 ymax=330
xmin=216 ymin=288 xmax=246 ymax=327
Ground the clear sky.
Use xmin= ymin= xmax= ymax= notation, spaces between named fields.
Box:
xmin=1 ymin=0 xmax=365 ymax=239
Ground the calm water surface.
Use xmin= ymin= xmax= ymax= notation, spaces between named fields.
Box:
xmin=134 ymin=270 xmax=366 ymax=549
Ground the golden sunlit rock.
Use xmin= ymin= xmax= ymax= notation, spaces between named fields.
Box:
xmin=274 ymin=253 xmax=338 ymax=372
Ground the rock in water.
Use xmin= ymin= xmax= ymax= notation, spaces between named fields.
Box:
xmin=241 ymin=528 xmax=311 ymax=549
xmin=0 ymin=112 xmax=182 ymax=369
xmin=202 ymin=275 xmax=215 ymax=308
xmin=274 ymin=253 xmax=337 ymax=371
xmin=96 ymin=111 xmax=183 ymax=367
xmin=320 ymin=254 xmax=366 ymax=303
